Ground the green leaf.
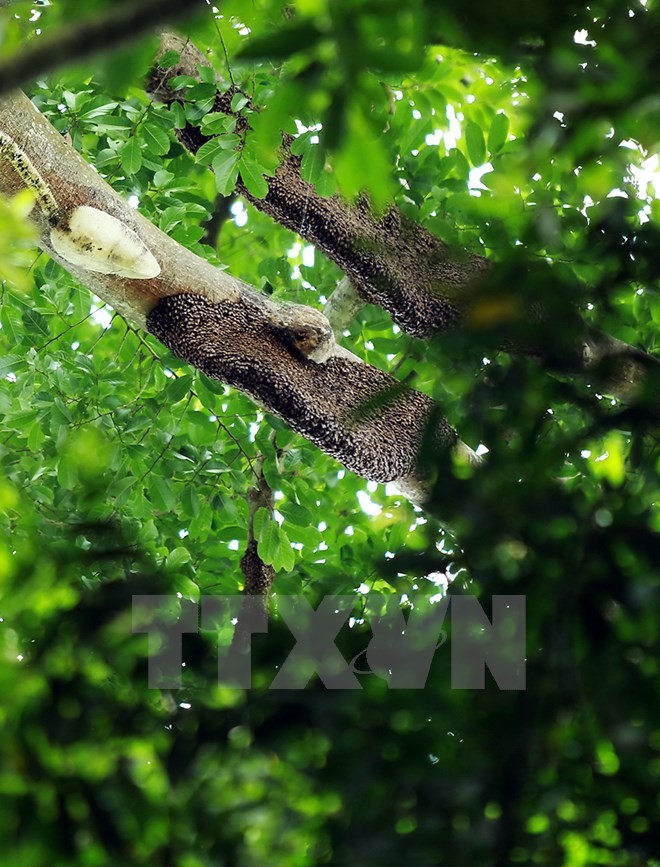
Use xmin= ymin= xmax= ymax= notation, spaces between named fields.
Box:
xmin=174 ymin=575 xmax=201 ymax=603
xmin=27 ymin=422 xmax=44 ymax=452
xmin=280 ymin=501 xmax=313 ymax=529
xmin=198 ymin=374 xmax=226 ymax=397
xmin=313 ymin=168 xmax=337 ymax=197
xmin=449 ymin=147 xmax=471 ymax=180
xmin=184 ymin=83 xmax=217 ymax=119
xmin=90 ymin=115 xmax=132 ymax=133
xmin=200 ymin=113 xmax=237 ymax=135
xmin=256 ymin=516 xmax=294 ymax=572
xmin=488 ymin=112 xmax=510 ymax=155
xmin=120 ymin=136 xmax=142 ymax=175
xmin=170 ymin=102 xmax=187 ymax=129
xmin=277 ymin=530 xmax=295 ymax=572
xmin=80 ymin=101 xmax=119 ymax=120
xmin=197 ymin=64 xmax=217 ymax=85
xmin=239 ymin=154 xmax=270 ymax=199
xmin=153 ymin=169 xmax=174 ymax=188
xmin=0 ymin=355 xmax=24 ymax=378
xmin=57 ymin=457 xmax=77 ymax=491
xmin=158 ymin=49 xmax=181 ymax=67
xmin=290 ymin=130 xmax=313 ymax=157
xmin=142 ymin=123 xmax=171 ymax=156
xmin=257 ymin=519 xmax=279 ymax=567
xmin=111 ymin=476 xmax=137 ymax=508
xmin=159 ymin=206 xmax=186 ymax=234
xmin=465 ymin=120 xmax=486 ymax=166
xmin=212 ymin=151 xmax=240 ymax=196
xmin=169 ymin=74 xmax=196 ymax=90
xmin=195 ymin=135 xmax=240 ymax=165
xmin=22 ymin=309 xmax=49 ymax=338
xmin=253 ymin=507 xmax=269 ymax=540
xmin=230 ymin=93 xmax=249 ymax=113
xmin=301 ymin=142 xmax=325 ymax=185
xmin=148 ymin=475 xmax=176 ymax=511
xmin=196 ymin=138 xmax=226 ymax=166
xmin=166 ymin=374 xmax=193 ymax=403
xmin=165 ymin=546 xmax=192 ymax=570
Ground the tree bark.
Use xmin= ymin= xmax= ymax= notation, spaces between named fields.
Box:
xmin=0 ymin=90 xmax=474 ymax=503
xmin=149 ymin=32 xmax=659 ymax=410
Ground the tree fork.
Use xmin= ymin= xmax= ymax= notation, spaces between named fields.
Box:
xmin=0 ymin=90 xmax=473 ymax=503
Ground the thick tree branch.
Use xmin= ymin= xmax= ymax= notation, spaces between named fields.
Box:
xmin=0 ymin=0 xmax=206 ymax=99
xmin=0 ymin=90 xmax=476 ymax=504
xmin=149 ymin=32 xmax=659 ymax=409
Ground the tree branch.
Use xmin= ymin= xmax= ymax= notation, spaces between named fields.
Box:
xmin=0 ymin=90 xmax=477 ymax=504
xmin=149 ymin=31 xmax=659 ymax=410
xmin=203 ymin=192 xmax=237 ymax=247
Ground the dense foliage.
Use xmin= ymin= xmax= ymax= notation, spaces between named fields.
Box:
xmin=0 ymin=1 xmax=658 ymax=865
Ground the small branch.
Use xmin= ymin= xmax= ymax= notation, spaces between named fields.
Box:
xmin=203 ymin=192 xmax=236 ymax=247
xmin=243 ymin=452 xmax=276 ymax=597
xmin=231 ymin=452 xmax=275 ymax=650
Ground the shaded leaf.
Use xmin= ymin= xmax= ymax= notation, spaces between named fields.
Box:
xmin=465 ymin=120 xmax=486 ymax=166
xmin=488 ymin=112 xmax=510 ymax=155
